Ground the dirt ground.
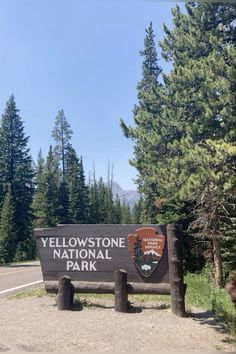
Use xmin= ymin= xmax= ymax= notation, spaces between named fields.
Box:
xmin=0 ymin=295 xmax=235 ymax=352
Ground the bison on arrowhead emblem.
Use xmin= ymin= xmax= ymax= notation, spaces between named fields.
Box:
xmin=128 ymin=227 xmax=165 ymax=278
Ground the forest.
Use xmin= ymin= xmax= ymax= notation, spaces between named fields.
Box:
xmin=0 ymin=2 xmax=235 ymax=293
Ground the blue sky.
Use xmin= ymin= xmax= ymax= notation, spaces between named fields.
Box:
xmin=0 ymin=0 xmax=179 ymax=190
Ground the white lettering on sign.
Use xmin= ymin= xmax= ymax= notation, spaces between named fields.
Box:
xmin=53 ymin=248 xmax=112 ymax=260
xmin=66 ymin=260 xmax=97 ymax=271
xmin=40 ymin=236 xmax=125 ymax=272
xmin=41 ymin=237 xmax=48 ymax=247
xmin=41 ymin=237 xmax=125 ymax=249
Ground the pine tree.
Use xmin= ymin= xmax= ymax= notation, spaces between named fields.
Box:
xmin=220 ymin=194 xmax=236 ymax=278
xmin=77 ymin=157 xmax=89 ymax=223
xmin=67 ymin=148 xmax=81 ymax=223
xmin=113 ymin=195 xmax=122 ymax=224
xmin=132 ymin=197 xmax=143 ymax=224
xmin=106 ymin=163 xmax=115 ymax=223
xmin=106 ymin=188 xmax=115 ymax=223
xmin=67 ymin=149 xmax=88 ymax=223
xmin=0 ymin=186 xmax=16 ymax=263
xmin=120 ymin=22 xmax=164 ymax=223
xmin=96 ymin=177 xmax=115 ymax=224
xmin=32 ymin=150 xmax=47 ymax=227
xmin=120 ymin=5 xmax=235 ymax=285
xmin=0 ymin=95 xmax=35 ymax=261
xmin=158 ymin=2 xmax=236 ymax=286
xmin=121 ymin=201 xmax=132 ymax=224
xmin=88 ymin=175 xmax=114 ymax=224
xmin=42 ymin=146 xmax=60 ymax=227
xmin=97 ymin=177 xmax=107 ymax=223
xmin=52 ymin=109 xmax=72 ymax=177
xmin=57 ymin=179 xmax=69 ymax=224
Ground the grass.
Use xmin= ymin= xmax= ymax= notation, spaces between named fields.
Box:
xmin=1 ymin=258 xmax=39 ymax=266
xmin=7 ymin=285 xmax=51 ymax=300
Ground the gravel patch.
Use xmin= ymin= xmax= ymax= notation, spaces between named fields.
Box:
xmin=0 ymin=296 xmax=235 ymax=352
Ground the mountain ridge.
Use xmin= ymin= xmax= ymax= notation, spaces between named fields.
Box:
xmin=110 ymin=181 xmax=140 ymax=208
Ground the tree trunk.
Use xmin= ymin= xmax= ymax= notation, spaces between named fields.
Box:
xmin=167 ymin=224 xmax=186 ymax=317
xmin=211 ymin=206 xmax=223 ymax=288
xmin=212 ymin=236 xmax=223 ymax=288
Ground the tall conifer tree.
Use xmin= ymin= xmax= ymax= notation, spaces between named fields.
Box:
xmin=159 ymin=2 xmax=236 ymax=286
xmin=67 ymin=149 xmax=88 ymax=223
xmin=42 ymin=146 xmax=60 ymax=227
xmin=132 ymin=197 xmax=143 ymax=224
xmin=67 ymin=148 xmax=81 ymax=223
xmin=97 ymin=177 xmax=107 ymax=223
xmin=52 ymin=110 xmax=73 ymax=223
xmin=77 ymin=157 xmax=89 ymax=223
xmin=120 ymin=22 xmax=163 ymax=222
xmin=52 ymin=109 xmax=72 ymax=177
xmin=120 ymin=5 xmax=235 ymax=285
xmin=33 ymin=150 xmax=47 ymax=228
xmin=57 ymin=180 xmax=69 ymax=224
xmin=121 ymin=201 xmax=132 ymax=224
xmin=113 ymin=195 xmax=122 ymax=224
xmin=0 ymin=96 xmax=35 ymax=261
xmin=0 ymin=186 xmax=16 ymax=263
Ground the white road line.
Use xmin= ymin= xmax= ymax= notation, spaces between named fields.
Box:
xmin=0 ymin=280 xmax=43 ymax=295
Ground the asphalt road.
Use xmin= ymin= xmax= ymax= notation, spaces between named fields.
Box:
xmin=0 ymin=261 xmax=43 ymax=296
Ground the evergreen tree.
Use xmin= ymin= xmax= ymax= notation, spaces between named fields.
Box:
xmin=132 ymin=197 xmax=143 ymax=224
xmin=42 ymin=146 xmax=60 ymax=227
xmin=120 ymin=5 xmax=235 ymax=285
xmin=106 ymin=186 xmax=114 ymax=223
xmin=57 ymin=179 xmax=69 ymax=224
xmin=220 ymin=193 xmax=236 ymax=278
xmin=97 ymin=177 xmax=107 ymax=223
xmin=0 ymin=95 xmax=35 ymax=261
xmin=120 ymin=22 xmax=164 ymax=223
xmin=0 ymin=186 xmax=16 ymax=263
xmin=88 ymin=177 xmax=99 ymax=223
xmin=67 ymin=149 xmax=88 ymax=223
xmin=121 ymin=201 xmax=132 ymax=224
xmin=32 ymin=150 xmax=47 ymax=227
xmin=96 ymin=177 xmax=115 ymax=224
xmin=158 ymin=2 xmax=236 ymax=286
xmin=106 ymin=163 xmax=115 ymax=223
xmin=67 ymin=148 xmax=81 ymax=223
xmin=77 ymin=157 xmax=89 ymax=223
xmin=52 ymin=109 xmax=72 ymax=177
xmin=113 ymin=195 xmax=122 ymax=224
xmin=88 ymin=175 xmax=114 ymax=224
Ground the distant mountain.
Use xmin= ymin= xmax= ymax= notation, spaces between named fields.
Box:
xmin=111 ymin=181 xmax=140 ymax=208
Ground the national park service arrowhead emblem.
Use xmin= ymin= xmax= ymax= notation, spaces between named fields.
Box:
xmin=128 ymin=227 xmax=165 ymax=278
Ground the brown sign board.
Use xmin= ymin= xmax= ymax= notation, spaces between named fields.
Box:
xmin=35 ymin=224 xmax=169 ymax=284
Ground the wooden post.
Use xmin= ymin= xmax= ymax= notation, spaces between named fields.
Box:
xmin=167 ymin=224 xmax=186 ymax=317
xmin=70 ymin=283 xmax=75 ymax=306
xmin=114 ymin=270 xmax=128 ymax=312
xmin=57 ymin=275 xmax=72 ymax=310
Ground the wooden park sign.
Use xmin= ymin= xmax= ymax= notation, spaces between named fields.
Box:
xmin=35 ymin=224 xmax=186 ymax=316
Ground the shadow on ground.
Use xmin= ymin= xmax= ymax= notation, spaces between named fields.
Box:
xmin=70 ymin=298 xmax=170 ymax=314
xmin=188 ymin=310 xmax=234 ymax=346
